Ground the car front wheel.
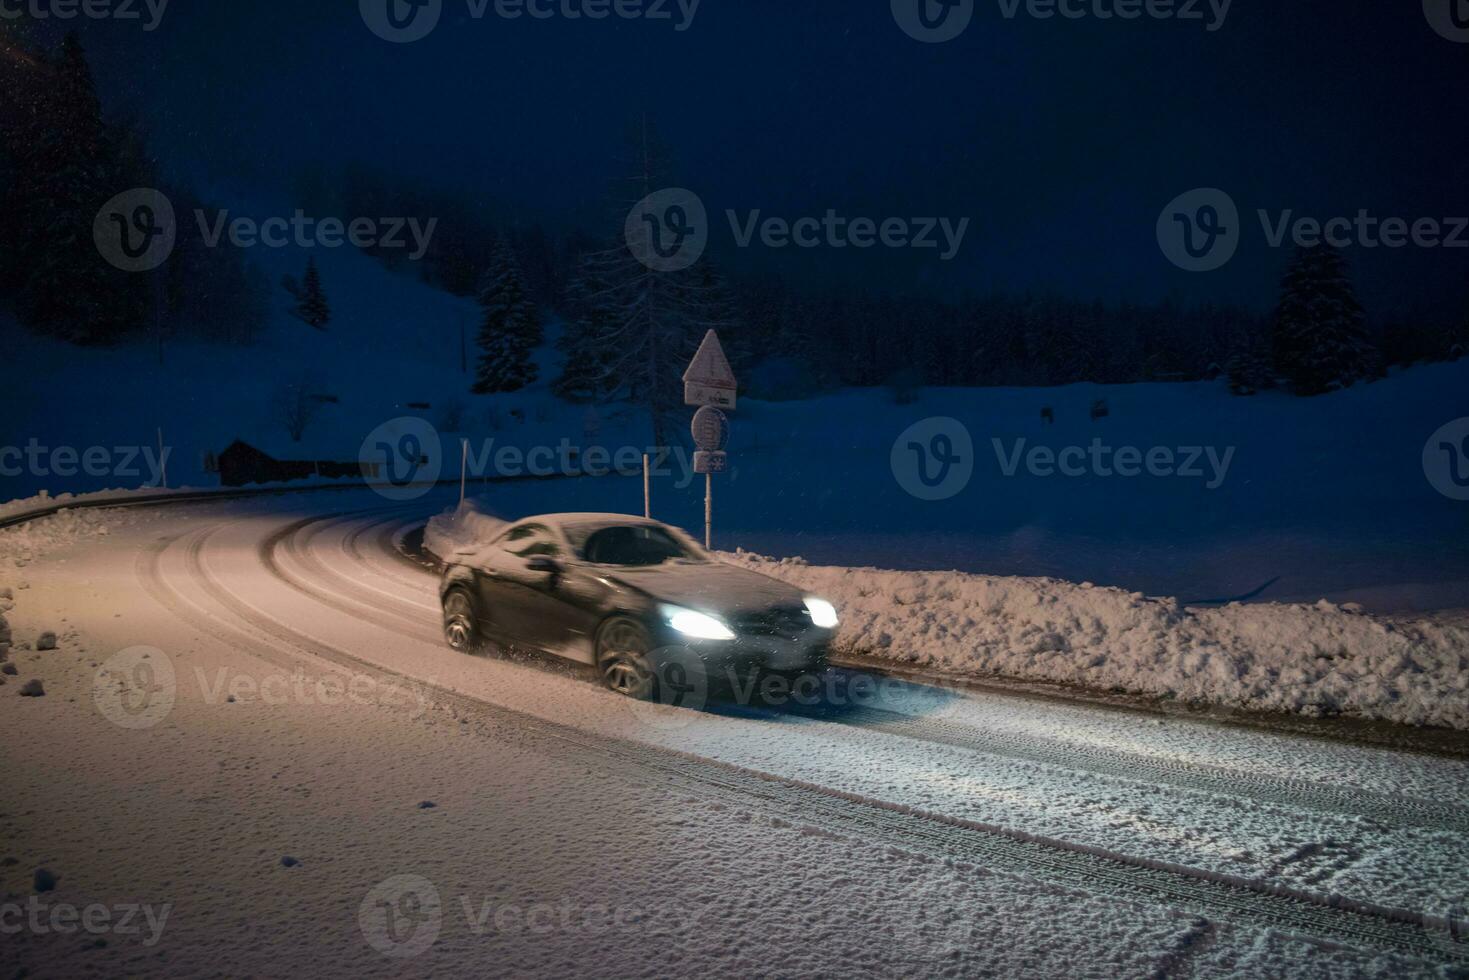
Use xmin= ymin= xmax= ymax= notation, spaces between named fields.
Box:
xmin=442 ymin=588 xmax=480 ymax=653
xmin=596 ymin=617 xmax=656 ymax=700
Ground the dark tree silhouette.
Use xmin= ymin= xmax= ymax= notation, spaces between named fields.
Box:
xmin=284 ymin=258 xmax=331 ymax=330
xmin=1270 ymin=244 xmax=1375 ymax=396
xmin=472 ymin=240 xmax=542 ymax=395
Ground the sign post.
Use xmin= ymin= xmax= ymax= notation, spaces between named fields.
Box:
xmin=460 ymin=439 xmax=469 ymax=505
xmin=684 ymin=331 xmax=736 ymax=549
xmin=643 ymin=453 xmax=651 ymax=519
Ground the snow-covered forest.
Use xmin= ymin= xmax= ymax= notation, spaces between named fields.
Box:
xmin=4 ymin=28 xmax=1466 ymax=430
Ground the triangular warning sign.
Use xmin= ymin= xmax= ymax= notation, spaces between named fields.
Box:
xmin=683 ymin=330 xmax=736 ymax=389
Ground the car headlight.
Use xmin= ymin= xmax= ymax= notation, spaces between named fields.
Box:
xmin=661 ymin=605 xmax=736 ymax=641
xmin=804 ymin=597 xmax=839 ymax=629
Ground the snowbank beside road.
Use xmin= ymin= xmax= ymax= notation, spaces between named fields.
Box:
xmin=0 ymin=507 xmax=126 ymax=571
xmin=0 ymin=488 xmax=176 ymax=522
xmin=722 ymin=551 xmax=1469 ymax=731
xmin=0 ymin=480 xmax=369 ymax=524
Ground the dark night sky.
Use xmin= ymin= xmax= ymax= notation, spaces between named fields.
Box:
xmin=52 ymin=0 xmax=1469 ymax=316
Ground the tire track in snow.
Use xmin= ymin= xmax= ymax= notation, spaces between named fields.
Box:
xmin=147 ymin=509 xmax=1462 ymax=964
xmin=806 ymin=708 xmax=1469 ymax=834
xmin=135 ymin=528 xmax=407 ymax=696
xmin=1147 ymin=917 xmax=1219 ymax=980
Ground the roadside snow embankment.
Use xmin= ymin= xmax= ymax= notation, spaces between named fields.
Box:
xmin=0 ymin=507 xmax=122 ymax=570
xmin=721 ymin=551 xmax=1469 ymax=730
xmin=0 ymin=481 xmax=368 ymax=524
xmin=0 ymin=488 xmax=166 ymax=522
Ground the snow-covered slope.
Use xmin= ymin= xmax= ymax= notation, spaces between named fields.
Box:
xmin=6 ymin=186 xmax=1468 ymax=611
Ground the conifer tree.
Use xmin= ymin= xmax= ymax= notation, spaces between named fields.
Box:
xmin=553 ymin=119 xmax=742 ymax=445
xmin=472 ymin=240 xmax=542 ymax=395
xmin=284 ymin=258 xmax=331 ymax=330
xmin=1226 ymin=332 xmax=1271 ymax=396
xmin=13 ymin=32 xmax=148 ymax=343
xmin=1270 ymin=244 xmax=1375 ymax=396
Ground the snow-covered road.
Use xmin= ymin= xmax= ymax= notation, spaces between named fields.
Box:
xmin=2 ymin=490 xmax=1467 ymax=978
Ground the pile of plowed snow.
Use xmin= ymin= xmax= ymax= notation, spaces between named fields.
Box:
xmin=721 ymin=551 xmax=1469 ymax=730
xmin=0 ymin=507 xmax=123 ymax=570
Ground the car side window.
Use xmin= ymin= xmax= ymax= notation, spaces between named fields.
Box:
xmin=499 ymin=523 xmax=561 ymax=558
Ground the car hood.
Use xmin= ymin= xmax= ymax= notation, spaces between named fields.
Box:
xmin=600 ymin=561 xmax=807 ymax=615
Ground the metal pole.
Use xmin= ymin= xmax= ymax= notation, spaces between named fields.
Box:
xmin=157 ymin=428 xmax=168 ymax=488
xmin=643 ymin=454 xmax=651 ymax=518
xmin=460 ymin=439 xmax=468 ymax=506
xmin=154 ymin=271 xmax=164 ymax=367
xmin=704 ymin=473 xmax=712 ymax=550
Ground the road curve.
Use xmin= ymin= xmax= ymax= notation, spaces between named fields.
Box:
xmin=124 ymin=500 xmax=1469 ymax=966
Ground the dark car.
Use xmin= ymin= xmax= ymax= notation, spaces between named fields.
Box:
xmin=439 ymin=513 xmax=839 ymax=699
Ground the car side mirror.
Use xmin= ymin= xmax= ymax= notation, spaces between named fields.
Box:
xmin=526 ymin=555 xmax=562 ymax=574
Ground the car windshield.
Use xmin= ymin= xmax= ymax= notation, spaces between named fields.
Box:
xmin=568 ymin=524 xmax=706 ymax=566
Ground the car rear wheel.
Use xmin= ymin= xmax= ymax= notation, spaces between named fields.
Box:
xmin=596 ymin=617 xmax=656 ymax=700
xmin=443 ymin=589 xmax=479 ymax=653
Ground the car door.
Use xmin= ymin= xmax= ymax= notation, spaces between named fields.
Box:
xmin=473 ymin=523 xmax=572 ymax=655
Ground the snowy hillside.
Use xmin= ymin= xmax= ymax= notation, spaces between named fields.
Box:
xmin=5 ymin=194 xmax=1468 ymax=612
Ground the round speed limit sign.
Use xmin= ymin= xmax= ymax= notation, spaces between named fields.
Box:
xmin=691 ymin=407 xmax=730 ymax=453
